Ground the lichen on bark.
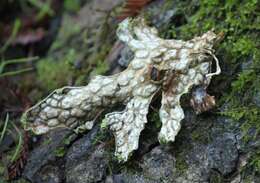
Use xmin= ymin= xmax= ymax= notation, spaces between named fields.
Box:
xmin=21 ymin=17 xmax=222 ymax=162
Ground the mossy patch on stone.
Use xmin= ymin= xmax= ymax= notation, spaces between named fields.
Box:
xmin=175 ymin=153 xmax=188 ymax=175
xmin=153 ymin=0 xmax=260 ymax=176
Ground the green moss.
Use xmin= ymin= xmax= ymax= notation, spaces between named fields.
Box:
xmin=175 ymin=154 xmax=188 ymax=175
xmin=50 ymin=135 xmax=75 ymax=158
xmin=101 ymin=118 xmax=108 ymax=130
xmin=158 ymin=136 xmax=168 ymax=145
xmin=249 ymin=151 xmax=260 ymax=173
xmin=191 ymin=129 xmax=210 ymax=144
xmin=64 ymin=0 xmax=80 ymax=12
xmin=43 ymin=137 xmax=52 ymax=145
xmin=221 ymin=77 xmax=260 ymax=142
xmin=0 ymin=163 xmax=5 ymax=175
xmin=54 ymin=146 xmax=66 ymax=157
xmin=37 ymin=58 xmax=70 ymax=90
xmin=62 ymin=135 xmax=74 ymax=145
xmin=37 ymin=49 xmax=77 ymax=91
xmin=230 ymin=36 xmax=257 ymax=57
xmin=91 ymin=129 xmax=108 ymax=145
xmin=231 ymin=70 xmax=257 ymax=92
xmin=91 ymin=58 xmax=109 ymax=76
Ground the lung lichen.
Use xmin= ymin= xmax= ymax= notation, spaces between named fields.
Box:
xmin=21 ymin=18 xmax=222 ymax=162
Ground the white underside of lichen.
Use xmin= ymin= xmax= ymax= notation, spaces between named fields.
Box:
xmin=22 ymin=18 xmax=221 ymax=162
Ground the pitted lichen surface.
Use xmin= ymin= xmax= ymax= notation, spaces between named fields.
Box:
xmin=22 ymin=18 xmax=221 ymax=162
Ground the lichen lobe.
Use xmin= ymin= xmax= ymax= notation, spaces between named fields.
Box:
xmin=22 ymin=18 xmax=221 ymax=162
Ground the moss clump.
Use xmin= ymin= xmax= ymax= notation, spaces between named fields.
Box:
xmin=63 ymin=0 xmax=81 ymax=13
xmin=37 ymin=49 xmax=77 ymax=91
xmin=249 ymin=151 xmax=260 ymax=173
xmin=54 ymin=146 xmax=66 ymax=157
xmin=175 ymin=154 xmax=188 ymax=175
xmin=221 ymin=68 xmax=260 ymax=142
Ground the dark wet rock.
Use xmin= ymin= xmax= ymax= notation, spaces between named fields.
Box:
xmin=107 ymin=173 xmax=156 ymax=183
xmin=22 ymin=129 xmax=72 ymax=182
xmin=139 ymin=114 xmax=240 ymax=183
xmin=65 ymin=126 xmax=99 ymax=163
xmin=0 ymin=133 xmax=15 ymax=153
xmin=66 ymin=144 xmax=109 ymax=183
xmin=176 ymin=117 xmax=239 ymax=182
xmin=65 ymin=126 xmax=109 ymax=183
xmin=33 ymin=165 xmax=63 ymax=183
xmin=207 ymin=133 xmax=239 ymax=176
xmin=140 ymin=146 xmax=176 ymax=182
xmin=177 ymin=143 xmax=209 ymax=183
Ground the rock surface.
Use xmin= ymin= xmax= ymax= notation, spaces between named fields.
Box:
xmin=23 ymin=129 xmax=72 ymax=182
xmin=66 ymin=144 xmax=109 ymax=183
xmin=65 ymin=126 xmax=109 ymax=183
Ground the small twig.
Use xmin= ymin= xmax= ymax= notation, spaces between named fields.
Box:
xmin=10 ymin=123 xmax=23 ymax=163
xmin=1 ymin=56 xmax=39 ymax=66
xmin=0 ymin=113 xmax=9 ymax=144
xmin=27 ymin=0 xmax=54 ymax=20
xmin=0 ymin=68 xmax=33 ymax=78
xmin=0 ymin=19 xmax=21 ymax=54
xmin=0 ymin=56 xmax=38 ymax=77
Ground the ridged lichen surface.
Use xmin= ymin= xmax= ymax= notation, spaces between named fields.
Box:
xmin=22 ymin=18 xmax=221 ymax=161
